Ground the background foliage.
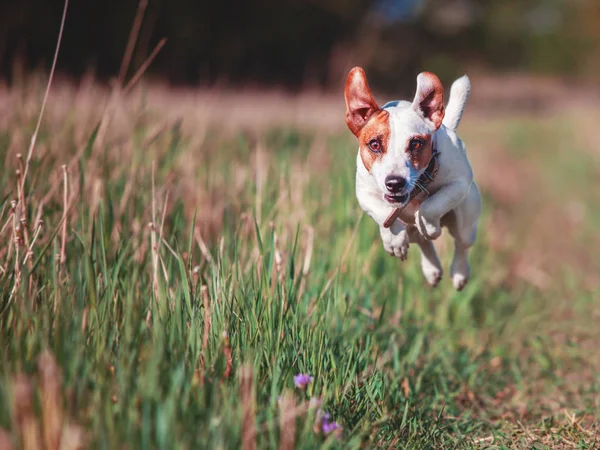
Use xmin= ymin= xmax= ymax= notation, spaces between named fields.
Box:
xmin=2 ymin=0 xmax=600 ymax=90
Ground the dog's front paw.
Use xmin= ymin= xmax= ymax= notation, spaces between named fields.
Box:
xmin=380 ymin=225 xmax=409 ymax=261
xmin=415 ymin=211 xmax=442 ymax=240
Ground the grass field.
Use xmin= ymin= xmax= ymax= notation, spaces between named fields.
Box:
xmin=0 ymin=77 xmax=599 ymax=449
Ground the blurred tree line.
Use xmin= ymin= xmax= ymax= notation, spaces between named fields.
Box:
xmin=1 ymin=0 xmax=599 ymax=91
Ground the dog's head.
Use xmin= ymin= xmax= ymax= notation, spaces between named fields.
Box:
xmin=345 ymin=67 xmax=445 ymax=205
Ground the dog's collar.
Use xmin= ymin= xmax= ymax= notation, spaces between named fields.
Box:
xmin=383 ymin=138 xmax=440 ymax=228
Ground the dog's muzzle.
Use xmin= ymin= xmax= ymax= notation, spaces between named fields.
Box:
xmin=384 ymin=175 xmax=410 ymax=204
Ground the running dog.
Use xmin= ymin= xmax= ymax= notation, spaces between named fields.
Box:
xmin=345 ymin=67 xmax=481 ymax=290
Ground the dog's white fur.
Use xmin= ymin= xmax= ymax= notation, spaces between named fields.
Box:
xmin=348 ymin=69 xmax=481 ymax=290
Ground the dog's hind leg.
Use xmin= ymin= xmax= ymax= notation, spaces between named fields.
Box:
xmin=444 ymin=185 xmax=481 ymax=290
xmin=449 ymin=228 xmax=476 ymax=290
xmin=407 ymin=226 xmax=443 ymax=287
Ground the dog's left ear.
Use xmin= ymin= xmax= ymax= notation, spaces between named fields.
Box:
xmin=412 ymin=72 xmax=445 ymax=130
xmin=345 ymin=67 xmax=380 ymax=136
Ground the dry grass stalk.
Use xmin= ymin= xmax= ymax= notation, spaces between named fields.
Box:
xmin=16 ymin=156 xmax=31 ymax=247
xmin=20 ymin=0 xmax=69 ymax=189
xmin=194 ymin=229 xmax=214 ymax=265
xmin=219 ymin=236 xmax=225 ymax=263
xmin=117 ymin=163 xmax=137 ymax=218
xmin=254 ymin=142 xmax=265 ymax=225
xmin=297 ymin=226 xmax=314 ymax=299
xmin=223 ymin=331 xmax=233 ymax=379
xmin=81 ymin=306 xmax=89 ymax=333
xmin=0 ymin=208 xmax=14 ymax=237
xmin=302 ymin=227 xmax=314 ymax=278
xmin=13 ymin=375 xmax=42 ymax=450
xmin=4 ymin=201 xmax=17 ymax=272
xmin=59 ymin=165 xmax=69 ymax=265
xmin=38 ymin=351 xmax=64 ymax=450
xmin=202 ymin=286 xmax=211 ymax=352
xmin=151 ymin=162 xmax=159 ymax=294
xmin=117 ymin=0 xmax=148 ymax=84
xmin=23 ymin=221 xmax=43 ymax=267
xmin=95 ymin=0 xmax=147 ymax=151
xmin=239 ymin=364 xmax=256 ymax=450
xmin=0 ymin=428 xmax=14 ymax=450
xmin=157 ymin=191 xmax=170 ymax=285
xmin=277 ymin=391 xmax=296 ymax=450
xmin=272 ymin=230 xmax=285 ymax=300
xmin=16 ymin=156 xmax=35 ymax=297
xmin=0 ymin=198 xmax=9 ymax=225
xmin=11 ymin=199 xmax=22 ymax=299
xmin=122 ymin=38 xmax=167 ymax=95
xmin=273 ymin=232 xmax=284 ymax=282
xmin=58 ymin=424 xmax=84 ymax=450
xmin=197 ymin=285 xmax=212 ymax=386
xmin=146 ymin=161 xmax=159 ymax=325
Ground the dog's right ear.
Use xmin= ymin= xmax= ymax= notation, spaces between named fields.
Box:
xmin=345 ymin=67 xmax=379 ymax=136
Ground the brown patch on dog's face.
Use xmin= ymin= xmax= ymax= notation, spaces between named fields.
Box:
xmin=408 ymin=134 xmax=433 ymax=170
xmin=357 ymin=109 xmax=391 ymax=173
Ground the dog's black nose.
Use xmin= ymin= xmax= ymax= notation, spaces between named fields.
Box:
xmin=385 ymin=175 xmax=406 ymax=193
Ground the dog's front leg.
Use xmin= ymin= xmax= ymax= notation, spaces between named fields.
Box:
xmin=357 ymin=186 xmax=410 ymax=260
xmin=416 ymin=179 xmax=471 ymax=240
xmin=379 ymin=220 xmax=410 ymax=260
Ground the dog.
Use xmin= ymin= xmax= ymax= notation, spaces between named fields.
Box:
xmin=344 ymin=67 xmax=481 ymax=290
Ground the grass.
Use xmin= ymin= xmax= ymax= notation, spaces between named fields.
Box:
xmin=0 ymin=78 xmax=599 ymax=449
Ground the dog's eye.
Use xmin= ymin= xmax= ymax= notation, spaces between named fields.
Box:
xmin=368 ymin=139 xmax=382 ymax=153
xmin=409 ymin=138 xmax=424 ymax=151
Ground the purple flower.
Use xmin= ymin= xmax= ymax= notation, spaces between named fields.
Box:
xmin=294 ymin=373 xmax=313 ymax=389
xmin=320 ymin=411 xmax=342 ymax=436
xmin=322 ymin=419 xmax=340 ymax=434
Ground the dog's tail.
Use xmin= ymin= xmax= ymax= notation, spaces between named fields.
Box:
xmin=443 ymin=75 xmax=471 ymax=131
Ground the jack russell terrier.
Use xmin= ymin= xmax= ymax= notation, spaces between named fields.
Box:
xmin=344 ymin=67 xmax=481 ymax=290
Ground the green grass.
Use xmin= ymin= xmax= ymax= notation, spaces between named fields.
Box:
xmin=0 ymin=90 xmax=599 ymax=449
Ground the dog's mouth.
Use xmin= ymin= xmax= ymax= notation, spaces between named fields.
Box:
xmin=384 ymin=192 xmax=409 ymax=205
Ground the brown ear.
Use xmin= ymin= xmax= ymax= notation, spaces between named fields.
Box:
xmin=344 ymin=67 xmax=379 ymax=136
xmin=412 ymin=72 xmax=445 ymax=130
